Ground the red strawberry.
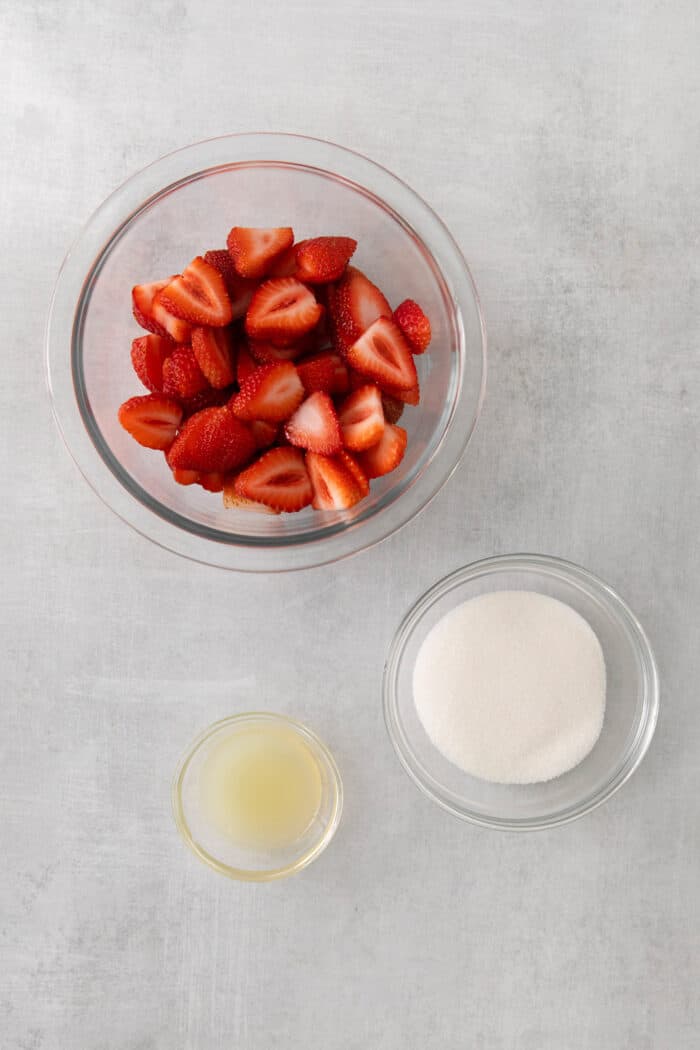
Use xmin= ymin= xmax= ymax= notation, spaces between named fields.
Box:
xmin=227 ymin=227 xmax=294 ymax=279
xmin=284 ymin=392 xmax=342 ymax=454
xmin=130 ymin=334 xmax=171 ymax=392
xmin=297 ymin=351 xmax=349 ymax=395
xmin=234 ymin=446 xmax=313 ymax=512
xmin=248 ymin=340 xmax=306 ymax=364
xmin=295 ymin=236 xmax=357 ymax=283
xmin=357 ymin=423 xmax=407 ymax=478
xmin=167 ymin=407 xmax=256 ymax=473
xmin=306 ymin=452 xmax=365 ymax=510
xmin=393 ymin=298 xmax=431 ymax=353
xmin=118 ymin=394 xmax=183 ymax=450
xmin=250 ymin=419 xmax=279 ymax=450
xmin=198 ymin=472 xmax=225 ymax=493
xmin=132 ymin=278 xmax=192 ymax=344
xmin=171 ymin=466 xmax=200 ymax=486
xmin=230 ymin=361 xmax=304 ymax=423
xmin=381 ymin=393 xmax=405 ymax=424
xmin=236 ymin=343 xmax=258 ymax=386
xmin=191 ymin=326 xmax=236 ymax=388
xmin=336 ymin=450 xmax=369 ymax=498
xmin=162 ymin=346 xmax=210 ymax=399
xmin=181 ymin=385 xmax=233 ymax=419
xmin=328 ymin=266 xmax=392 ymax=353
xmin=381 ymin=380 xmax=420 ymax=406
xmin=338 ymin=384 xmax=385 ymax=451
xmin=203 ymin=249 xmax=257 ymax=319
xmin=157 ymin=257 xmax=233 ymax=327
xmin=267 ymin=244 xmax=298 ymax=278
xmin=222 ymin=479 xmax=281 ymax=514
xmin=346 ymin=317 xmax=418 ymax=391
xmin=245 ymin=278 xmax=322 ymax=346
xmin=347 ymin=368 xmax=368 ymax=393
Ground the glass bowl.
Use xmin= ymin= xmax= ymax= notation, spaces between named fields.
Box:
xmin=46 ymin=133 xmax=486 ymax=571
xmin=172 ymin=713 xmax=343 ymax=881
xmin=383 ymin=554 xmax=659 ymax=830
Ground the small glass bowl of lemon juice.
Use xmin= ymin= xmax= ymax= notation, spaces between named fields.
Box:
xmin=172 ymin=713 xmax=343 ymax=881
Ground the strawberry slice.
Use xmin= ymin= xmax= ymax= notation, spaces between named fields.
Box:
xmin=132 ymin=278 xmax=192 ymax=344
xmin=245 ymin=278 xmax=322 ymax=346
xmin=162 ymin=345 xmax=210 ymax=399
xmin=346 ymin=316 xmax=418 ymax=391
xmin=167 ymin=406 xmax=256 ymax=473
xmin=357 ymin=423 xmax=407 ymax=478
xmin=131 ymin=334 xmax=171 ymax=392
xmin=284 ymin=392 xmax=342 ymax=454
xmin=222 ymin=479 xmax=281 ymax=514
xmin=234 ymin=446 xmax=313 ymax=512
xmin=157 ymin=257 xmax=233 ymax=327
xmin=236 ymin=343 xmax=258 ymax=386
xmin=329 ymin=266 xmax=392 ymax=353
xmin=191 ymin=326 xmax=236 ymax=388
xmin=203 ymin=250 xmax=257 ymax=319
xmin=250 ymin=419 xmax=279 ymax=450
xmin=336 ymin=450 xmax=369 ymax=498
xmin=267 ymin=244 xmax=298 ymax=278
xmin=227 ymin=227 xmax=294 ymax=279
xmin=230 ymin=361 xmax=304 ymax=423
xmin=248 ymin=340 xmax=306 ymax=364
xmin=118 ymin=394 xmax=182 ymax=450
xmin=381 ymin=393 xmax=405 ymax=424
xmin=297 ymin=351 xmax=349 ymax=395
xmin=171 ymin=466 xmax=200 ymax=486
xmin=381 ymin=380 xmax=420 ymax=406
xmin=198 ymin=472 xmax=225 ymax=493
xmin=306 ymin=452 xmax=365 ymax=510
xmin=338 ymin=384 xmax=385 ymax=451
xmin=393 ymin=298 xmax=431 ymax=353
xmin=294 ymin=237 xmax=357 ymax=283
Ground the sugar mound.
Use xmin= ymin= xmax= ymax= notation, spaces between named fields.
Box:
xmin=413 ymin=590 xmax=606 ymax=784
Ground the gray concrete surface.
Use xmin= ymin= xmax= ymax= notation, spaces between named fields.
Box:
xmin=2 ymin=2 xmax=699 ymax=1047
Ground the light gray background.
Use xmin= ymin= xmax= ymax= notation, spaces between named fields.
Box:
xmin=2 ymin=2 xmax=698 ymax=1048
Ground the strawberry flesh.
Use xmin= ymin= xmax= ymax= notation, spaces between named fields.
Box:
xmin=230 ymin=361 xmax=304 ymax=423
xmin=157 ymin=257 xmax=233 ymax=327
xmin=306 ymin=451 xmax=365 ymax=510
xmin=203 ymin=249 xmax=257 ymax=319
xmin=357 ymin=423 xmax=407 ymax=478
xmin=227 ymin=227 xmax=294 ymax=279
xmin=132 ymin=278 xmax=192 ymax=344
xmin=346 ymin=316 xmax=418 ymax=391
xmin=338 ymin=384 xmax=385 ymax=451
xmin=245 ymin=277 xmax=322 ymax=346
xmin=328 ymin=266 xmax=391 ymax=354
xmin=118 ymin=394 xmax=183 ymax=450
xmin=234 ymin=446 xmax=313 ymax=512
xmin=131 ymin=334 xmax=171 ymax=392
xmin=297 ymin=351 xmax=349 ymax=395
xmin=285 ymin=392 xmax=342 ymax=454
xmin=191 ymin=326 xmax=237 ymax=389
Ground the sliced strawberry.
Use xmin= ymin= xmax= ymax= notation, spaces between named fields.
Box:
xmin=329 ymin=266 xmax=392 ymax=353
xmin=167 ymin=407 xmax=256 ymax=473
xmin=267 ymin=244 xmax=298 ymax=278
xmin=381 ymin=393 xmax=405 ymax=424
xmin=338 ymin=384 xmax=385 ymax=451
xmin=222 ymin=479 xmax=281 ymax=514
xmin=357 ymin=423 xmax=407 ymax=478
xmin=203 ymin=249 xmax=257 ymax=319
xmin=250 ymin=419 xmax=279 ymax=450
xmin=198 ymin=472 xmax=225 ymax=493
xmin=227 ymin=227 xmax=294 ymax=279
xmin=230 ymin=361 xmax=304 ymax=423
xmin=295 ymin=236 xmax=357 ymax=283
xmin=393 ymin=298 xmax=431 ymax=353
xmin=118 ymin=394 xmax=182 ymax=450
xmin=297 ymin=351 xmax=349 ymax=395
xmin=336 ymin=450 xmax=369 ymax=498
xmin=248 ymin=340 xmax=305 ymax=364
xmin=157 ymin=257 xmax=233 ymax=327
xmin=245 ymin=278 xmax=322 ymax=346
xmin=306 ymin=452 xmax=365 ymax=510
xmin=171 ymin=466 xmax=200 ymax=486
xmin=132 ymin=278 xmax=192 ymax=344
xmin=381 ymin=380 xmax=420 ymax=406
xmin=130 ymin=334 xmax=171 ymax=392
xmin=284 ymin=392 xmax=342 ymax=454
xmin=346 ymin=317 xmax=418 ymax=391
xmin=347 ymin=368 xmax=368 ymax=392
xmin=236 ymin=343 xmax=258 ymax=386
xmin=162 ymin=345 xmax=210 ymax=399
xmin=234 ymin=446 xmax=312 ymax=512
xmin=181 ymin=385 xmax=233 ymax=419
xmin=191 ymin=326 xmax=236 ymax=388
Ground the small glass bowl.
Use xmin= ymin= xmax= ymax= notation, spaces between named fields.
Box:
xmin=46 ymin=132 xmax=486 ymax=571
xmin=172 ymin=713 xmax=343 ymax=881
xmin=383 ymin=554 xmax=659 ymax=830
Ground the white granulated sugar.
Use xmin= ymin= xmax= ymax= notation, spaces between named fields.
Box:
xmin=413 ymin=590 xmax=606 ymax=784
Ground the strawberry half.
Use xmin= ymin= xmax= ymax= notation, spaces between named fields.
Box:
xmin=338 ymin=384 xmax=385 ymax=451
xmin=297 ymin=351 xmax=349 ymax=395
xmin=162 ymin=345 xmax=210 ymax=399
xmin=167 ymin=406 xmax=256 ymax=473
xmin=306 ymin=452 xmax=365 ymax=510
xmin=346 ymin=316 xmax=418 ymax=391
xmin=245 ymin=278 xmax=322 ymax=346
xmin=248 ymin=340 xmax=306 ymax=364
xmin=157 ymin=257 xmax=233 ymax=327
xmin=381 ymin=393 xmax=405 ymax=424
xmin=336 ymin=450 xmax=369 ymax=498
xmin=131 ymin=334 xmax=171 ymax=392
xmin=328 ymin=266 xmax=392 ymax=354
xmin=203 ymin=249 xmax=256 ymax=319
xmin=381 ymin=380 xmax=420 ymax=406
xmin=284 ymin=392 xmax=342 ymax=454
xmin=171 ymin=466 xmax=200 ymax=486
xmin=393 ymin=298 xmax=431 ymax=353
xmin=198 ymin=472 xmax=225 ymax=493
xmin=236 ymin=343 xmax=258 ymax=386
xmin=250 ymin=419 xmax=279 ymax=450
xmin=294 ymin=236 xmax=357 ymax=283
xmin=230 ymin=361 xmax=304 ymax=423
xmin=227 ymin=227 xmax=294 ymax=279
xmin=118 ymin=394 xmax=183 ymax=450
xmin=132 ymin=278 xmax=192 ymax=344
xmin=267 ymin=244 xmax=298 ymax=278
xmin=222 ymin=479 xmax=281 ymax=514
xmin=357 ymin=423 xmax=407 ymax=478
xmin=191 ymin=326 xmax=236 ymax=389
xmin=234 ymin=446 xmax=313 ymax=512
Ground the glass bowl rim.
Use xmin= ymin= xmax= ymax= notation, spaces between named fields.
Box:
xmin=383 ymin=553 xmax=660 ymax=831
xmin=171 ymin=711 xmax=344 ymax=881
xmin=45 ymin=131 xmax=487 ymax=572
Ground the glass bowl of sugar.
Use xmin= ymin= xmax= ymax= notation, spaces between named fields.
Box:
xmin=383 ymin=554 xmax=659 ymax=830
